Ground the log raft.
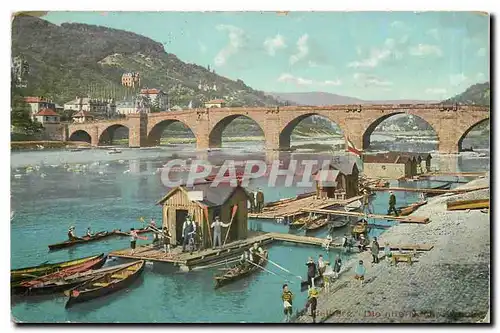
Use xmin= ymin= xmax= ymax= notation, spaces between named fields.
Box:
xmin=300 ymin=208 xmax=430 ymax=224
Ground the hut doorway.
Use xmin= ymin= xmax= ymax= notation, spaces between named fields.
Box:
xmin=175 ymin=209 xmax=188 ymax=244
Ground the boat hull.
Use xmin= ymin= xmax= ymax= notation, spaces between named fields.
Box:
xmin=13 ymin=254 xmax=107 ymax=296
xmin=214 ymin=252 xmax=268 ymax=289
xmin=11 ymin=253 xmax=104 ymax=284
xmin=65 ymin=260 xmax=145 ymax=308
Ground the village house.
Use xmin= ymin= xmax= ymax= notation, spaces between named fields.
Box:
xmin=33 ymin=108 xmax=60 ymax=125
xmin=363 ymin=152 xmax=419 ymax=179
xmin=312 ymin=158 xmax=360 ymax=199
xmin=115 ymin=99 xmax=151 ymax=115
xmin=24 ymin=97 xmax=56 ymax=120
xmin=204 ymin=99 xmax=226 ymax=108
xmin=72 ymin=110 xmax=94 ymax=123
xmin=156 ymin=183 xmax=251 ymax=249
xmin=64 ymin=97 xmax=116 ymax=118
xmin=121 ymin=72 xmax=141 ymax=88
xmin=139 ymin=88 xmax=168 ymax=110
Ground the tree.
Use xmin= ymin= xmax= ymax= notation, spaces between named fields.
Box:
xmin=11 ymin=74 xmax=43 ymax=136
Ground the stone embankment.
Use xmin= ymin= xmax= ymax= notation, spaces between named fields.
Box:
xmin=293 ymin=176 xmax=490 ymax=323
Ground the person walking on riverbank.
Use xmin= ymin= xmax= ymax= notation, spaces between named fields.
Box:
xmin=248 ymin=191 xmax=256 ymax=213
xmin=354 ymin=260 xmax=366 ymax=287
xmin=306 ymin=287 xmax=319 ymax=323
xmin=362 ymin=189 xmax=373 ymax=214
xmin=317 ymin=255 xmax=326 ymax=277
xmin=333 ymin=256 xmax=342 ymax=279
xmin=388 ymin=191 xmax=399 ymax=216
xmin=282 ymin=284 xmax=294 ymax=322
xmin=384 ymin=242 xmax=393 ymax=264
xmin=371 ymin=237 xmax=380 ymax=263
xmin=211 ymin=216 xmax=231 ymax=249
xmin=306 ymin=257 xmax=317 ymax=288
xmin=256 ymin=189 xmax=265 ymax=213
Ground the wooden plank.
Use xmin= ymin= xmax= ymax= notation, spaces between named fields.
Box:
xmin=367 ymin=186 xmax=489 ymax=194
xmin=421 ymin=172 xmax=487 ymax=177
xmin=301 ymin=208 xmax=429 ymax=224
xmin=249 ymin=195 xmax=364 ymax=219
xmin=447 ymin=198 xmax=490 ymax=211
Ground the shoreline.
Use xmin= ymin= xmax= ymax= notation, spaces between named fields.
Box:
xmin=292 ymin=175 xmax=490 ymax=323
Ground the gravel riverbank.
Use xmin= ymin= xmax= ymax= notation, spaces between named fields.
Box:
xmin=292 ymin=176 xmax=490 ymax=323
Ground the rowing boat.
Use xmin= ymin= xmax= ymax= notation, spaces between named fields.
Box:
xmin=17 ymin=262 xmax=137 ymax=296
xmin=48 ymin=231 xmax=114 ymax=250
xmin=352 ymin=220 xmax=368 ymax=235
xmin=426 ymin=182 xmax=452 ymax=197
xmin=65 ymin=260 xmax=145 ymax=308
xmin=12 ymin=254 xmax=107 ymax=295
xmin=305 ymin=218 xmax=329 ymax=231
xmin=214 ymin=251 xmax=268 ymax=289
xmin=48 ymin=228 xmax=151 ymax=251
xmin=11 ymin=253 xmax=105 ymax=284
xmin=289 ymin=215 xmax=322 ymax=229
xmin=399 ymin=201 xmax=427 ymax=216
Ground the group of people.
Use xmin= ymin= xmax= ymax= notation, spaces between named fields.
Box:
xmin=67 ymin=226 xmax=97 ymax=241
xmin=248 ymin=188 xmax=265 ymax=213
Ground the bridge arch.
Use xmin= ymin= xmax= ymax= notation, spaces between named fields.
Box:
xmin=68 ymin=130 xmax=92 ymax=144
xmin=279 ymin=113 xmax=345 ymax=150
xmin=98 ymin=124 xmax=129 ymax=146
xmin=148 ymin=119 xmax=197 ymax=146
xmin=362 ymin=112 xmax=438 ymax=151
xmin=458 ymin=118 xmax=490 ymax=152
xmin=208 ymin=114 xmax=265 ymax=148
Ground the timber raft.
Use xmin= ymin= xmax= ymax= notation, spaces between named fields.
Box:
xmin=367 ymin=185 xmax=489 ymax=195
xmin=300 ymin=208 xmax=430 ymax=224
xmin=249 ymin=194 xmax=364 ymax=219
xmin=109 ymin=232 xmax=433 ymax=270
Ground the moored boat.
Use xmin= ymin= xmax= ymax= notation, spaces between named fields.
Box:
xmin=305 ymin=217 xmax=329 ymax=231
xmin=351 ymin=219 xmax=368 ymax=237
xmin=11 ymin=253 xmax=105 ymax=284
xmin=214 ymin=251 xmax=269 ymax=289
xmin=426 ymin=182 xmax=452 ymax=197
xmin=48 ymin=231 xmax=114 ymax=251
xmin=289 ymin=215 xmax=322 ymax=230
xmin=12 ymin=254 xmax=107 ymax=295
xmin=64 ymin=260 xmax=145 ymax=308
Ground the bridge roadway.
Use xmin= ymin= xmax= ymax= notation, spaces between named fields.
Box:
xmin=65 ymin=103 xmax=490 ymax=154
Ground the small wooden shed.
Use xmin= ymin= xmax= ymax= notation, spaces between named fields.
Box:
xmin=363 ymin=153 xmax=416 ymax=179
xmin=156 ymin=183 xmax=251 ymax=249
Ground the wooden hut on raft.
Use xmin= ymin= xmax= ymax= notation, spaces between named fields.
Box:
xmin=312 ymin=158 xmax=360 ymax=199
xmin=156 ymin=183 xmax=251 ymax=249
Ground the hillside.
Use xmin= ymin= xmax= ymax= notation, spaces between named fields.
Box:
xmin=443 ymin=82 xmax=490 ymax=106
xmin=268 ymin=92 xmax=437 ymax=106
xmin=11 ymin=15 xmax=282 ymax=107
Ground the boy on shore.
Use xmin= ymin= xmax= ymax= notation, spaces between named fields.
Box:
xmin=354 ymin=260 xmax=366 ymax=287
xmin=282 ymin=284 xmax=294 ymax=322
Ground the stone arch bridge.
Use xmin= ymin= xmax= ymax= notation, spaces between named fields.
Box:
xmin=65 ymin=104 xmax=490 ymax=154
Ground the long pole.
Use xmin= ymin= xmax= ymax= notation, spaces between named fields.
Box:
xmin=223 ymin=205 xmax=238 ymax=246
xmin=203 ymin=207 xmax=212 ymax=248
xmin=260 ymin=255 xmax=303 ymax=280
xmin=246 ymin=259 xmax=294 ymax=283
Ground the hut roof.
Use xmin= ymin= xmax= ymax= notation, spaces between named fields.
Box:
xmin=156 ymin=183 xmax=251 ymax=208
xmin=363 ymin=152 xmax=415 ymax=164
xmin=330 ymin=159 xmax=358 ymax=175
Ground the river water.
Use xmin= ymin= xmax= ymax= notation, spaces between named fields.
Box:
xmin=10 ymin=139 xmax=489 ymax=323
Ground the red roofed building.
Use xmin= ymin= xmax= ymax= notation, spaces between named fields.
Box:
xmin=72 ymin=110 xmax=94 ymax=123
xmin=204 ymin=99 xmax=226 ymax=108
xmin=24 ymin=97 xmax=55 ymax=119
xmin=34 ymin=108 xmax=60 ymax=124
xmin=139 ymin=88 xmax=168 ymax=110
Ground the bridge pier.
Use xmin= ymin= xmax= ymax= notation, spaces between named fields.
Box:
xmin=128 ymin=113 xmax=148 ymax=148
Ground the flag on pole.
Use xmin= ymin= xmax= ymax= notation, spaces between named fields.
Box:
xmin=345 ymin=136 xmax=361 ymax=157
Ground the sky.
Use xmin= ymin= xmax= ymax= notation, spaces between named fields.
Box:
xmin=42 ymin=11 xmax=490 ymax=100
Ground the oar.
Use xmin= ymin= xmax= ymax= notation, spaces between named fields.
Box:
xmin=223 ymin=205 xmax=238 ymax=247
xmin=246 ymin=259 xmax=294 ymax=284
xmin=259 ymin=256 xmax=302 ymax=280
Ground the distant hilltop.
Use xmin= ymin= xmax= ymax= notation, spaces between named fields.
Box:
xmin=11 ymin=15 xmax=282 ymax=107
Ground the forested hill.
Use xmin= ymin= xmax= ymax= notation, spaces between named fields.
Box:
xmin=443 ymin=82 xmax=490 ymax=106
xmin=11 ymin=15 xmax=282 ymax=107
